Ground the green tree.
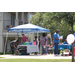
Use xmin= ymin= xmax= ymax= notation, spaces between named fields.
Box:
xmin=30 ymin=12 xmax=75 ymax=41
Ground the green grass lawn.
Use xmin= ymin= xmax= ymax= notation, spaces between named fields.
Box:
xmin=0 ymin=59 xmax=71 ymax=62
xmin=0 ymin=57 xmax=4 ymax=58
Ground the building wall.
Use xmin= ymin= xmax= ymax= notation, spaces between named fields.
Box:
xmin=24 ymin=12 xmax=28 ymax=23
xmin=18 ymin=12 xmax=21 ymax=21
xmin=4 ymin=12 xmax=11 ymax=20
xmin=18 ymin=12 xmax=28 ymax=24
xmin=0 ymin=12 xmax=4 ymax=52
xmin=4 ymin=12 xmax=11 ymax=29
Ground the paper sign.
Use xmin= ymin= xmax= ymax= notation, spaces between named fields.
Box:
xmin=67 ymin=34 xmax=74 ymax=44
xmin=59 ymin=36 xmax=63 ymax=39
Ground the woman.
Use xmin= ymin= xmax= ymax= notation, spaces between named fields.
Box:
xmin=38 ymin=36 xmax=40 ymax=53
xmin=40 ymin=33 xmax=47 ymax=55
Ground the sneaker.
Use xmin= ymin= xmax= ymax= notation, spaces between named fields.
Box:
xmin=58 ymin=54 xmax=61 ymax=56
xmin=54 ymin=54 xmax=58 ymax=56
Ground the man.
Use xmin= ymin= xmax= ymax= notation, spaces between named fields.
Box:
xmin=10 ymin=40 xmax=19 ymax=55
xmin=53 ymin=29 xmax=61 ymax=55
xmin=21 ymin=34 xmax=27 ymax=44
xmin=63 ymin=39 xmax=68 ymax=44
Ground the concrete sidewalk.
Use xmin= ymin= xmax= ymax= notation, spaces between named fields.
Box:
xmin=0 ymin=54 xmax=72 ymax=59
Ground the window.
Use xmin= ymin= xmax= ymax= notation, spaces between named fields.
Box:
xmin=11 ymin=14 xmax=15 ymax=27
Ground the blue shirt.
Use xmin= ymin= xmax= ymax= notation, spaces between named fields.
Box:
xmin=63 ymin=42 xmax=68 ymax=44
xmin=53 ymin=32 xmax=59 ymax=43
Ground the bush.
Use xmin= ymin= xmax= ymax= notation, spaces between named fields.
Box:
xmin=0 ymin=52 xmax=12 ymax=55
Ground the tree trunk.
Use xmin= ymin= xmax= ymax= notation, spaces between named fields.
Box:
xmin=71 ymin=23 xmax=74 ymax=34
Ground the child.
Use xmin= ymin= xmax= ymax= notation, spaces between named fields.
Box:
xmin=63 ymin=49 xmax=70 ymax=56
xmin=47 ymin=44 xmax=54 ymax=54
xmin=47 ymin=44 xmax=53 ymax=50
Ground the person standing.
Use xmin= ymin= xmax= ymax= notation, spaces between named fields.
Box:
xmin=33 ymin=36 xmax=38 ymax=45
xmin=38 ymin=36 xmax=40 ymax=53
xmin=21 ymin=34 xmax=27 ymax=44
xmin=40 ymin=33 xmax=48 ymax=55
xmin=53 ymin=29 xmax=60 ymax=56
xmin=33 ymin=36 xmax=38 ymax=55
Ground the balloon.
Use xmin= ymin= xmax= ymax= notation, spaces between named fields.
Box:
xmin=67 ymin=34 xmax=74 ymax=44
xmin=30 ymin=36 xmax=32 ymax=39
xmin=73 ymin=25 xmax=75 ymax=31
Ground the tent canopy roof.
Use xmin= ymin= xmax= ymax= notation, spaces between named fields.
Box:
xmin=8 ymin=24 xmax=50 ymax=33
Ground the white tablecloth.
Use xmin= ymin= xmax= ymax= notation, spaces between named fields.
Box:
xmin=18 ymin=45 xmax=39 ymax=53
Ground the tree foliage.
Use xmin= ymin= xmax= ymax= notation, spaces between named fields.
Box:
xmin=30 ymin=12 xmax=75 ymax=41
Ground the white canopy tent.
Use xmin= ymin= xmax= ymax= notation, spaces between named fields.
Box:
xmin=8 ymin=23 xmax=50 ymax=33
xmin=4 ymin=24 xmax=50 ymax=54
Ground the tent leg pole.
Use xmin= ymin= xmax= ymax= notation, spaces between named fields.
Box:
xmin=4 ymin=32 xmax=8 ymax=55
xmin=15 ymin=33 xmax=18 ymax=40
xmin=37 ymin=31 xmax=39 ymax=41
xmin=37 ymin=31 xmax=39 ymax=54
xmin=49 ymin=32 xmax=52 ymax=44
xmin=28 ymin=33 xmax=30 ymax=42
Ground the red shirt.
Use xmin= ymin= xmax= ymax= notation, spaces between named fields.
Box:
xmin=21 ymin=36 xmax=27 ymax=42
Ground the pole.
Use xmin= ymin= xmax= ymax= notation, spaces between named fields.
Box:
xmin=72 ymin=42 xmax=74 ymax=62
xmin=74 ymin=31 xmax=75 ymax=62
xmin=37 ymin=31 xmax=39 ymax=54
xmin=16 ymin=33 xmax=18 ymax=40
xmin=49 ymin=32 xmax=52 ymax=44
xmin=29 ymin=33 xmax=30 ymax=42
xmin=37 ymin=31 xmax=38 ymax=41
xmin=73 ymin=31 xmax=75 ymax=62
xmin=72 ymin=15 xmax=75 ymax=62
xmin=4 ymin=32 xmax=8 ymax=55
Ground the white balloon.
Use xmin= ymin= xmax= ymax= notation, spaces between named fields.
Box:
xmin=67 ymin=34 xmax=74 ymax=44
